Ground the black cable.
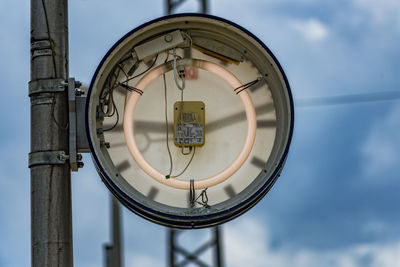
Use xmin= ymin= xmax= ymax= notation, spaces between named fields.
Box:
xmin=234 ymin=77 xmax=261 ymax=94
xmin=171 ymin=147 xmax=196 ymax=178
xmin=102 ymin=69 xmax=120 ymax=130
xmin=100 ymin=65 xmax=124 ymax=117
xmin=103 ymin=53 xmax=158 ymax=100
xmin=118 ymin=83 xmax=143 ymax=95
xmin=120 ymin=54 xmax=159 ymax=84
xmin=41 ymin=0 xmax=57 ymax=78
xmin=163 ymin=52 xmax=174 ymax=177
xmin=117 ymin=64 xmax=128 ymax=79
xmin=195 ymin=187 xmax=209 ymax=208
xmin=103 ymin=97 xmax=119 ymax=132
xmin=100 ymin=52 xmax=161 ymax=135
xmin=189 ymin=179 xmax=195 ymax=208
xmin=101 ymin=53 xmax=160 ymax=133
xmin=51 ymin=96 xmax=68 ymax=130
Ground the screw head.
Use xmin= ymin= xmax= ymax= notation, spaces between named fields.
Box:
xmin=164 ymin=34 xmax=173 ymax=42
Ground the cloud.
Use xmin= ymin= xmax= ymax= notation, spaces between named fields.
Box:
xmin=225 ymin=217 xmax=400 ymax=267
xmin=353 ymin=0 xmax=400 ymax=26
xmin=126 ymin=253 xmax=164 ymax=267
xmin=361 ymin=104 xmax=400 ymax=178
xmin=291 ymin=18 xmax=329 ymax=42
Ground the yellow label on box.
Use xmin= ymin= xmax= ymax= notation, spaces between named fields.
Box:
xmin=173 ymin=101 xmax=205 ymax=147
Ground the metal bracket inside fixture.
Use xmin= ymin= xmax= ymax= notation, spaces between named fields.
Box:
xmin=134 ymin=30 xmax=185 ymax=60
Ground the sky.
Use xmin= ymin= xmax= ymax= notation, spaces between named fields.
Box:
xmin=0 ymin=0 xmax=400 ymax=266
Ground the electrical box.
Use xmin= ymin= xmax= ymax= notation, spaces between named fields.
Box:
xmin=174 ymin=101 xmax=205 ymax=147
xmin=134 ymin=30 xmax=185 ymax=60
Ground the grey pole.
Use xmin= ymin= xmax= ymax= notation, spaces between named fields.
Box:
xmin=214 ymin=227 xmax=223 ymax=267
xmin=166 ymin=0 xmax=208 ymax=14
xmin=200 ymin=0 xmax=208 ymax=14
xmin=168 ymin=229 xmax=176 ymax=266
xmin=103 ymin=196 xmax=123 ymax=267
xmin=103 ymin=244 xmax=114 ymax=267
xmin=30 ymin=0 xmax=73 ymax=266
xmin=111 ymin=196 xmax=123 ymax=267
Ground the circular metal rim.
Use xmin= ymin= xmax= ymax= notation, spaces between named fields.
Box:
xmin=86 ymin=13 xmax=294 ymax=229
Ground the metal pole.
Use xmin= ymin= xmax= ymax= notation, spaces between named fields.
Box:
xmin=30 ymin=0 xmax=72 ymax=266
xmin=103 ymin=196 xmax=123 ymax=267
xmin=166 ymin=0 xmax=172 ymax=15
xmin=111 ymin=196 xmax=123 ymax=267
xmin=103 ymin=244 xmax=113 ymax=267
xmin=166 ymin=0 xmax=208 ymax=14
xmin=168 ymin=229 xmax=176 ymax=266
xmin=214 ymin=227 xmax=223 ymax=267
xmin=200 ymin=0 xmax=208 ymax=14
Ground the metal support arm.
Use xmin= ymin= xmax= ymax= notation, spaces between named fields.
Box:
xmin=67 ymin=77 xmax=87 ymax=171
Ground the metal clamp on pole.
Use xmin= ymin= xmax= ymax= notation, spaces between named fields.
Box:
xmin=28 ymin=78 xmax=67 ymax=96
xmin=29 ymin=150 xmax=69 ymax=168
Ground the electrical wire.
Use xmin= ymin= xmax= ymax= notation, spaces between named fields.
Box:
xmin=234 ymin=77 xmax=261 ymax=94
xmin=176 ymin=53 xmax=191 ymax=156
xmin=117 ymin=64 xmax=128 ymax=79
xmin=40 ymin=0 xmax=57 ymax=78
xmin=100 ymin=53 xmax=160 ymax=132
xmin=51 ymin=96 xmax=68 ymax=130
xmin=195 ymin=186 xmax=209 ymax=208
xmin=103 ymin=97 xmax=119 ymax=131
xmin=182 ymin=31 xmax=193 ymax=47
xmin=171 ymin=147 xmax=196 ymax=178
xmin=163 ymin=51 xmax=174 ymax=177
xmin=118 ymin=83 xmax=143 ymax=95
xmin=40 ymin=0 xmax=67 ymax=129
xmin=120 ymin=54 xmax=159 ymax=84
xmin=163 ymin=49 xmax=195 ymax=178
xmin=178 ymin=88 xmax=192 ymax=156
xmin=100 ymin=65 xmax=121 ymax=116
xmin=173 ymin=48 xmax=185 ymax=90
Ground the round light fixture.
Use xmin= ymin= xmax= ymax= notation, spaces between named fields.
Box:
xmin=86 ymin=14 xmax=294 ymax=228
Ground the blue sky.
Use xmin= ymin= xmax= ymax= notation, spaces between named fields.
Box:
xmin=1 ymin=0 xmax=400 ymax=266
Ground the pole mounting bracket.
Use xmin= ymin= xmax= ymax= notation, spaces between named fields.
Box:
xmin=28 ymin=150 xmax=69 ymax=168
xmin=68 ymin=77 xmax=87 ymax=171
xmin=28 ymin=78 xmax=67 ymax=96
xmin=28 ymin=77 xmax=89 ymax=171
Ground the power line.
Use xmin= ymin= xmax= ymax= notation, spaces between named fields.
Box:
xmin=296 ymin=90 xmax=400 ymax=107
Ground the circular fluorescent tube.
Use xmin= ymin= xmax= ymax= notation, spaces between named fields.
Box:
xmin=123 ymin=59 xmax=257 ymax=190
